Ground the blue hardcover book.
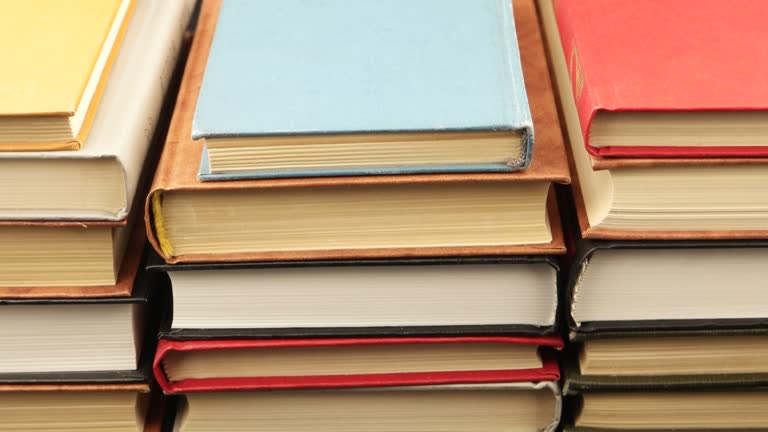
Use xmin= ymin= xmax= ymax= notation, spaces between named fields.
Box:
xmin=193 ymin=0 xmax=534 ymax=180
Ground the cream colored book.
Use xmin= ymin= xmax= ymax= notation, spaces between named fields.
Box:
xmin=0 ymin=0 xmax=195 ymax=221
xmin=175 ymin=383 xmax=562 ymax=432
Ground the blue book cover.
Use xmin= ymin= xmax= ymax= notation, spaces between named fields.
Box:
xmin=194 ymin=0 xmax=533 ymax=181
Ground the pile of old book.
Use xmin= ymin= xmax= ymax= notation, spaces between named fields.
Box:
xmin=146 ymin=0 xmax=569 ymax=430
xmin=0 ymin=1 xmax=193 ymax=431
xmin=539 ymin=0 xmax=768 ymax=430
xmin=4 ymin=0 xmax=768 ymax=431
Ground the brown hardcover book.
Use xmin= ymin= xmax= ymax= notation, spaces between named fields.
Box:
xmin=146 ymin=0 xmax=571 ymax=264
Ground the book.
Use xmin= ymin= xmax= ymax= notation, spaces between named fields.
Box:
xmin=0 ymin=225 xmax=145 ymax=298
xmin=539 ymin=0 xmax=768 ymax=237
xmin=563 ymin=351 xmax=768 ymax=394
xmin=0 ymin=0 xmax=133 ymax=151
xmin=153 ymin=336 xmax=561 ymax=393
xmin=563 ymin=360 xmax=768 ymax=431
xmin=174 ymin=383 xmax=562 ymax=432
xmin=574 ymin=391 xmax=768 ymax=430
xmin=149 ymin=255 xmax=561 ymax=336
xmin=0 ymin=384 xmax=165 ymax=432
xmin=193 ymin=0 xmax=534 ymax=180
xmin=545 ymin=0 xmax=768 ymax=159
xmin=565 ymin=233 xmax=768 ymax=334
xmin=579 ymin=334 xmax=768 ymax=377
xmin=0 ymin=221 xmax=136 ymax=288
xmin=0 ymin=0 xmax=194 ymax=221
xmin=0 ymin=280 xmax=152 ymax=376
xmin=146 ymin=0 xmax=570 ymax=264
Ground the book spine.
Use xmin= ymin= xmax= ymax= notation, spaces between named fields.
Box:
xmin=552 ymin=0 xmax=599 ymax=154
xmin=497 ymin=0 xmax=533 ymax=169
xmin=147 ymin=0 xmax=221 ymax=264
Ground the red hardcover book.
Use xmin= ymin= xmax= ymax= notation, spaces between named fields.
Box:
xmin=154 ymin=336 xmax=562 ymax=394
xmin=552 ymin=0 xmax=768 ymax=158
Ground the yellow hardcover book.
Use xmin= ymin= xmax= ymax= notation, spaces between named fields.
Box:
xmin=0 ymin=0 xmax=134 ymax=151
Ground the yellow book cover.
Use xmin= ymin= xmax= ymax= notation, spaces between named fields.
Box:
xmin=0 ymin=0 xmax=134 ymax=150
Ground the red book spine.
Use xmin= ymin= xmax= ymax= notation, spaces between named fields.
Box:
xmin=552 ymin=0 xmax=599 ymax=156
xmin=153 ymin=336 xmax=562 ymax=394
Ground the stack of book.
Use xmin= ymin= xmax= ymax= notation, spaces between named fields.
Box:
xmin=0 ymin=1 xmax=193 ymax=431
xmin=539 ymin=0 xmax=768 ymax=430
xmin=147 ymin=0 xmax=571 ymax=431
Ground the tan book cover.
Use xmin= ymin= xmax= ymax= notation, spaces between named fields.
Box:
xmin=146 ymin=0 xmax=571 ymax=264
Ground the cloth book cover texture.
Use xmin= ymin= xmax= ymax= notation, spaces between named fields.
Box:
xmin=0 ymin=0 xmax=133 ymax=151
xmin=193 ymin=0 xmax=534 ymax=178
xmin=552 ymin=0 xmax=768 ymax=158
xmin=146 ymin=0 xmax=570 ymax=264
xmin=153 ymin=336 xmax=562 ymax=394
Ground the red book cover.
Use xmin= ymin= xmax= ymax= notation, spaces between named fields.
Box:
xmin=553 ymin=0 xmax=768 ymax=158
xmin=154 ymin=336 xmax=562 ymax=394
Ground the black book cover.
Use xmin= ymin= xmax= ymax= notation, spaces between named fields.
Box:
xmin=148 ymin=250 xmax=563 ymax=338
xmin=558 ymin=185 xmax=768 ymax=337
xmin=562 ymin=354 xmax=768 ymax=395
xmin=0 ymin=255 xmax=163 ymax=385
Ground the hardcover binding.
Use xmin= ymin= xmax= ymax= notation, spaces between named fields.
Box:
xmin=563 ymin=357 xmax=768 ymax=395
xmin=565 ymin=154 xmax=768 ymax=239
xmin=0 ymin=0 xmax=135 ymax=152
xmin=153 ymin=336 xmax=562 ymax=394
xmin=559 ymin=186 xmax=768 ymax=335
xmin=0 ymin=227 xmax=146 ymax=299
xmin=146 ymin=249 xmax=560 ymax=271
xmin=145 ymin=0 xmax=571 ymax=264
xmin=551 ymin=0 xmax=768 ymax=159
xmin=150 ymin=253 xmax=563 ymax=337
xmin=0 ymin=268 xmax=163 ymax=385
xmin=194 ymin=0 xmax=534 ymax=179
xmin=160 ymin=326 xmax=560 ymax=340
